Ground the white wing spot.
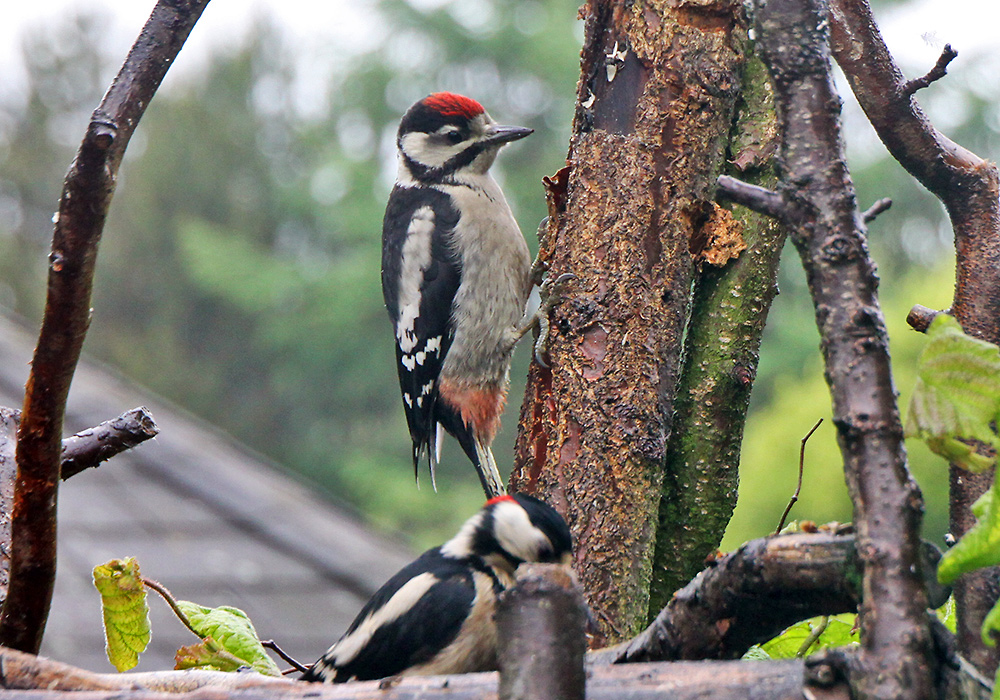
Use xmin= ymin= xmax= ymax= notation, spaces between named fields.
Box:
xmin=395 ymin=207 xmax=435 ymax=355
xmin=403 ymin=393 xmax=413 ymax=408
xmin=402 ymin=354 xmax=416 ymax=371
xmin=323 ymin=573 xmax=441 ymax=667
xmin=426 ymin=336 xmax=442 ymax=354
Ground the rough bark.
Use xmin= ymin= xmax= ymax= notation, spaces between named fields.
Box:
xmin=740 ymin=0 xmax=936 ymax=696
xmin=599 ymin=533 xmax=861 ymax=664
xmin=511 ymin=0 xmax=746 ymax=645
xmin=0 ymin=408 xmax=158 ymax=603
xmin=649 ymin=50 xmax=786 ymax=611
xmin=60 ymin=407 xmax=159 ymax=479
xmin=827 ymin=0 xmax=1000 ymax=676
xmin=0 ymin=645 xmax=819 ymax=699
xmin=0 ymin=0 xmax=211 ymax=653
xmin=497 ymin=564 xmax=587 ymax=700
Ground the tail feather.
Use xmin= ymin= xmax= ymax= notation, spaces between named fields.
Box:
xmin=473 ymin=439 xmax=506 ymax=499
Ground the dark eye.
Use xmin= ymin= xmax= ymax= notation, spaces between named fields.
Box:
xmin=445 ymin=130 xmax=464 ymax=144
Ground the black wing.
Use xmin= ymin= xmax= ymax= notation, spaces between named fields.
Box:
xmin=381 ymin=185 xmax=462 ymax=475
xmin=302 ymin=549 xmax=476 ymax=682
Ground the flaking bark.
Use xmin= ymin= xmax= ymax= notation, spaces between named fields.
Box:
xmin=512 ymin=0 xmax=746 ymax=644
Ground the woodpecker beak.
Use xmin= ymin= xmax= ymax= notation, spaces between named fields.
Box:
xmin=484 ymin=125 xmax=533 ymax=147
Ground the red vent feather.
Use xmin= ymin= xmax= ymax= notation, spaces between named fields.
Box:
xmin=423 ymin=92 xmax=485 ymax=119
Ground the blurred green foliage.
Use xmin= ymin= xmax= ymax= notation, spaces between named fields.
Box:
xmin=0 ymin=1 xmax=996 ymax=551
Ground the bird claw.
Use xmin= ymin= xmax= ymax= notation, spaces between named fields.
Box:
xmin=530 ymin=272 xmax=577 ymax=368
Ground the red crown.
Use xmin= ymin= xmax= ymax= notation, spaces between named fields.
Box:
xmin=423 ymin=92 xmax=485 ymax=119
xmin=486 ymin=494 xmax=516 ymax=506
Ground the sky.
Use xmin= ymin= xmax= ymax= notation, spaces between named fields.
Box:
xmin=1 ymin=0 xmax=997 ymax=87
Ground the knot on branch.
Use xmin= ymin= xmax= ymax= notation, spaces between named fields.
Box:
xmin=86 ymin=119 xmax=118 ymax=151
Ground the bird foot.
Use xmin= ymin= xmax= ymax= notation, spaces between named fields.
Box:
xmin=517 ymin=271 xmax=577 ymax=368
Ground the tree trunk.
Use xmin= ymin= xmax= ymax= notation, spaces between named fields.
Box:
xmin=512 ymin=0 xmax=746 ymax=643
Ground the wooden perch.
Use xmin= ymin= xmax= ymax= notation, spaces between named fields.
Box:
xmin=0 ymin=0 xmax=210 ymax=654
xmin=497 ymin=564 xmax=587 ymax=700
xmin=594 ymin=532 xmax=860 ymax=664
xmin=0 ymin=645 xmax=822 ymax=699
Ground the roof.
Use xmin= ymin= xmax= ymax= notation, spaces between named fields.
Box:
xmin=0 ymin=313 xmax=413 ymax=673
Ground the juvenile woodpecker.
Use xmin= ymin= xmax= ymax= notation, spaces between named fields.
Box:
xmin=381 ymin=92 xmax=534 ymax=498
xmin=300 ymin=493 xmax=573 ymax=683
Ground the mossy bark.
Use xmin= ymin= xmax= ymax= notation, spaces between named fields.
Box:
xmin=512 ymin=0 xmax=745 ymax=643
xmin=648 ymin=52 xmax=786 ymax=613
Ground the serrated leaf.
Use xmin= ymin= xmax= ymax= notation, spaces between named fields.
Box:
xmin=173 ymin=601 xmax=280 ymax=676
xmin=741 ymin=644 xmax=772 ymax=660
xmin=939 ymin=476 xmax=1000 ymax=585
xmin=93 ymin=558 xmax=151 ymax=672
xmin=757 ymin=614 xmax=859 ymax=659
xmin=905 ymin=315 xmax=1000 ymax=472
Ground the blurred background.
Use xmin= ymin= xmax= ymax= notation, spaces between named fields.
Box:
xmin=0 ymin=0 xmax=997 ymax=556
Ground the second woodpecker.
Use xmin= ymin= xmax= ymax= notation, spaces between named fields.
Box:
xmin=382 ymin=92 xmax=534 ymax=497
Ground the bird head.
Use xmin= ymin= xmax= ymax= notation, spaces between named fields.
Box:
xmin=396 ymin=92 xmax=533 ymax=182
xmin=441 ymin=493 xmax=573 ymax=578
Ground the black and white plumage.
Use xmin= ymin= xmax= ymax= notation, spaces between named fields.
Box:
xmin=300 ymin=493 xmax=573 ymax=683
xmin=381 ymin=92 xmax=534 ymax=498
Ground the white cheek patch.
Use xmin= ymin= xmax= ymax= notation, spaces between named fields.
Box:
xmin=400 ymin=131 xmax=467 ymax=169
xmin=327 ymin=572 xmax=440 ymax=666
xmin=492 ymin=501 xmax=549 ymax=563
xmin=396 ymin=206 xmax=435 ymax=354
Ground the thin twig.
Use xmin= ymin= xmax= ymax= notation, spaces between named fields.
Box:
xmin=260 ymin=640 xmax=308 ymax=674
xmin=797 ymin=616 xmax=830 ymax=657
xmin=141 ymin=577 xmax=201 ymax=639
xmin=901 ymin=44 xmax=958 ymax=98
xmin=775 ymin=418 xmax=823 ymax=535
xmin=861 ymin=198 xmax=892 ymax=224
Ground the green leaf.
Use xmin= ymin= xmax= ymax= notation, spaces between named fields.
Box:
xmin=981 ymin=597 xmax=1000 ymax=648
xmin=752 ymin=614 xmax=859 ymax=659
xmin=938 ymin=476 xmax=1000 ymax=585
xmin=173 ymin=601 xmax=280 ymax=676
xmin=92 ymin=558 xmax=152 ymax=672
xmin=905 ymin=314 xmax=1000 ymax=472
xmin=936 ymin=595 xmax=957 ymax=635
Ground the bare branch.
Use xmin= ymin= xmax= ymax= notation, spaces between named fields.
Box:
xmin=861 ymin=198 xmax=892 ymax=224
xmin=828 ymin=0 xmax=1000 ymax=674
xmin=60 ymin=407 xmax=158 ymax=479
xmin=755 ymin=0 xmax=934 ymax=695
xmin=0 ymin=0 xmax=210 ymax=653
xmin=900 ymin=45 xmax=958 ymax=98
xmin=716 ymin=175 xmax=788 ymax=221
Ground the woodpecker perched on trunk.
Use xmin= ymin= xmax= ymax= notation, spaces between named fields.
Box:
xmin=381 ymin=92 xmax=534 ymax=498
xmin=300 ymin=493 xmax=573 ymax=683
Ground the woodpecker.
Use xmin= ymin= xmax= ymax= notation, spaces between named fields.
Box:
xmin=301 ymin=493 xmax=573 ymax=683
xmin=381 ymin=92 xmax=535 ymax=499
